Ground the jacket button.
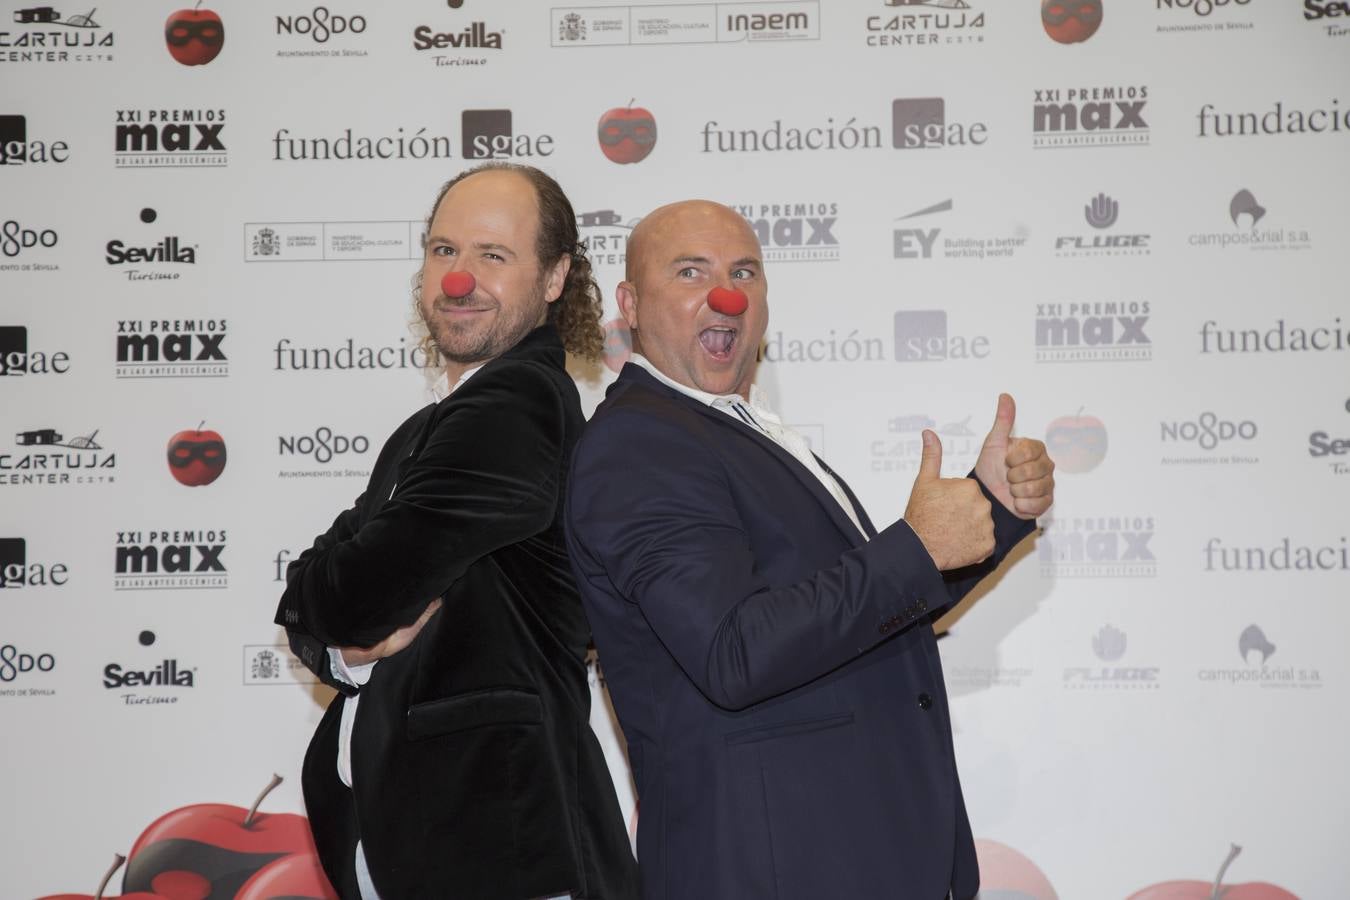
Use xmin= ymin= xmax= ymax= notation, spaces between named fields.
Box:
xmin=879 ymin=622 xmax=891 ymax=635
xmin=917 ymin=692 xmax=933 ymax=710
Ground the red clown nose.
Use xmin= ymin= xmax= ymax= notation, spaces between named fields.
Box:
xmin=440 ymin=270 xmax=476 ymax=299
xmin=707 ymin=287 xmax=748 ymax=317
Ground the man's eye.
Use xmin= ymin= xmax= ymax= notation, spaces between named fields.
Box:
xmin=678 ymin=267 xmax=698 ymax=278
xmin=433 ymin=245 xmax=455 ymax=257
xmin=484 ymin=252 xmax=504 ymax=262
xmin=732 ymin=268 xmax=754 ymax=280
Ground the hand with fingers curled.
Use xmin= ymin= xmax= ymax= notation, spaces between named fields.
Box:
xmin=339 ymin=597 xmax=443 ymax=667
xmin=904 ymin=430 xmax=996 ymax=571
xmin=973 ymin=393 xmax=1056 ymax=521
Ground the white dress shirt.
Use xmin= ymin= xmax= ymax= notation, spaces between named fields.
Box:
xmin=627 ymin=354 xmax=867 ymax=539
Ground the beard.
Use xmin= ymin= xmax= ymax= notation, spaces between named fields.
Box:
xmin=418 ymin=275 xmax=550 ymax=366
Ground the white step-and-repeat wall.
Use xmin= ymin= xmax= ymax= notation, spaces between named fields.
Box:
xmin=3 ymin=1 xmax=1346 ymax=897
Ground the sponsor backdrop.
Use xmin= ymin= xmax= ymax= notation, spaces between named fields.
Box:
xmin=2 ymin=0 xmax=1345 ymax=897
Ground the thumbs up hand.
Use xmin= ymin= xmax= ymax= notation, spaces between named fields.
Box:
xmin=973 ymin=393 xmax=1055 ymax=521
xmin=904 ymin=430 xmax=995 ymax=571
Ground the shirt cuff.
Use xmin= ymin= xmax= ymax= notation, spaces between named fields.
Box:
xmin=328 ymin=646 xmax=378 ymax=688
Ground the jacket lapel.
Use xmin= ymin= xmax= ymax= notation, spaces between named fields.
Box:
xmin=616 ymin=365 xmax=868 ymax=547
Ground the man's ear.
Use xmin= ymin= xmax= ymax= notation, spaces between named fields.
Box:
xmin=616 ymin=281 xmax=639 ymax=330
xmin=544 ymin=254 xmax=571 ymax=303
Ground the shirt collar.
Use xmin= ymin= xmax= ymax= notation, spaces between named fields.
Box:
xmin=628 ymin=353 xmax=778 ymax=419
xmin=430 ymin=364 xmax=484 ymax=402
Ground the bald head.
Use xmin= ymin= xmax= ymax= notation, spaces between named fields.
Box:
xmin=616 ymin=199 xmax=768 ymax=398
xmin=626 ymin=200 xmax=762 ymax=284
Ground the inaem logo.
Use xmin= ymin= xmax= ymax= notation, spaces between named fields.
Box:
xmin=1092 ymin=624 xmax=1126 ymax=662
xmin=1238 ymin=624 xmax=1276 ymax=664
xmin=1229 ymin=189 xmax=1266 ymax=228
xmin=1085 ymin=192 xmax=1118 ymax=229
xmin=1042 ymin=0 xmax=1102 ymax=43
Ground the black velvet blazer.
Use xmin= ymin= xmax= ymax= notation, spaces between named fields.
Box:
xmin=276 ymin=325 xmax=639 ymax=900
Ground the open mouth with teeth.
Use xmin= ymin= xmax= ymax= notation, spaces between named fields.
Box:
xmin=699 ymin=326 xmax=737 ymax=361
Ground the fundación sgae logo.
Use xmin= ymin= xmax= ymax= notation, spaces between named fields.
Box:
xmin=1 ymin=536 xmax=69 ymax=589
xmin=461 ymin=108 xmax=556 ymax=160
xmin=0 ymin=325 xmax=70 ymax=376
xmin=0 ymin=113 xmax=70 ymax=165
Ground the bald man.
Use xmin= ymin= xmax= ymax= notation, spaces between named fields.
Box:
xmin=564 ymin=201 xmax=1054 ymax=900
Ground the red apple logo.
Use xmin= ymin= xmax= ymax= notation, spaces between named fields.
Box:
xmin=167 ymin=422 xmax=226 ymax=486
xmin=602 ymin=318 xmax=632 ymax=373
xmin=38 ymin=854 xmax=160 ymax=900
xmin=236 ymin=852 xmax=338 ymax=900
xmin=1127 ymin=844 xmax=1298 ymax=900
xmin=975 ymin=839 xmax=1059 ymax=900
xmin=165 ymin=2 xmax=224 ymax=66
xmin=598 ymin=100 xmax=657 ymax=164
xmin=122 ymin=775 xmax=335 ymax=899
xmin=1045 ymin=407 xmax=1106 ymax=474
xmin=1041 ymin=0 xmax=1102 ymax=44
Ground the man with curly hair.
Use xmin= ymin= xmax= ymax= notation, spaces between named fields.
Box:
xmin=276 ymin=164 xmax=639 ymax=900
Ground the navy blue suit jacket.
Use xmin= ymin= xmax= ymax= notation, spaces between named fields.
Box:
xmin=565 ymin=365 xmax=1036 ymax=900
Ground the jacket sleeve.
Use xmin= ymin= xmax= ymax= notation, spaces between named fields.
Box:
xmin=567 ymin=410 xmax=951 ymax=712
xmin=939 ymin=474 xmax=1039 ymax=603
xmin=275 ymin=363 xmax=564 ymax=649
xmin=278 ymin=496 xmax=368 ymax=692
